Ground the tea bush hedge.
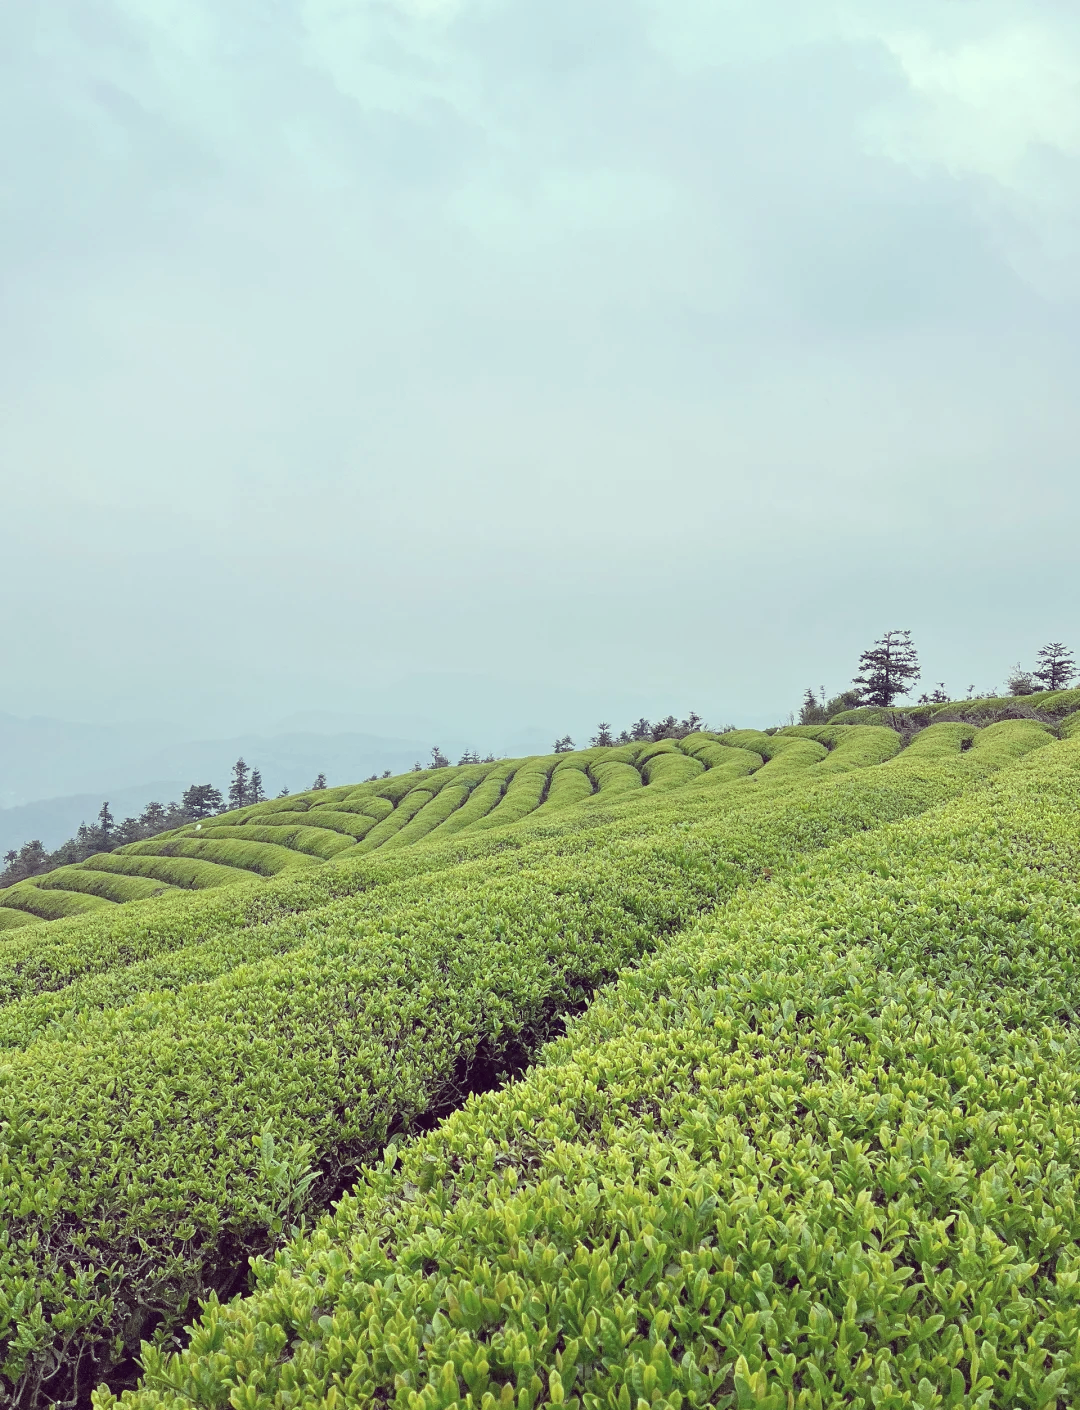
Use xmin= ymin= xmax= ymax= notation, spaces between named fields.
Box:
xmin=0 ymin=729 xmax=895 ymax=931
xmin=0 ymin=724 xmax=1045 ymax=1405
xmin=109 ymin=731 xmax=1080 ymax=1410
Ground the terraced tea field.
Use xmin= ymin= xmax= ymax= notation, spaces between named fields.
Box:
xmin=0 ymin=715 xmax=1078 ymax=1409
xmin=0 ymin=726 xmax=897 ymax=930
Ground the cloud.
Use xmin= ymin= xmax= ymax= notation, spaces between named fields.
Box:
xmin=2 ymin=1 xmax=1079 ymax=736
xmin=859 ymin=11 xmax=1080 ymax=293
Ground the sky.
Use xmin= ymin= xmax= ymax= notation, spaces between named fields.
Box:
xmin=3 ymin=0 xmax=1079 ymax=746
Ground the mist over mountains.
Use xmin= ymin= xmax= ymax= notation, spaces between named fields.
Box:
xmin=0 ymin=670 xmax=741 ymax=853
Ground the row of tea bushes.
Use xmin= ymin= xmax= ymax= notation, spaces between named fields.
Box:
xmin=0 ymin=727 xmax=899 ymax=929
xmin=0 ymin=725 xmax=1049 ymax=1405
xmin=112 ymin=729 xmax=1080 ymax=1410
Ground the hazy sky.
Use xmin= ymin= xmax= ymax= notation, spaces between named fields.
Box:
xmin=3 ymin=0 xmax=1079 ymax=740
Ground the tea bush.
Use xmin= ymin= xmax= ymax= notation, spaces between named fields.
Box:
xmin=109 ymin=731 xmax=1080 ymax=1410
xmin=0 ymin=724 xmax=1046 ymax=1405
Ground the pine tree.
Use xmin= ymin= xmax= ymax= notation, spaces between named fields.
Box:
xmin=430 ymin=747 xmax=450 ymax=769
xmin=852 ymin=630 xmax=920 ymax=707
xmin=97 ymin=802 xmax=115 ymax=847
xmin=228 ymin=759 xmax=250 ymax=812
xmin=1033 ymin=642 xmax=1076 ymax=691
xmin=652 ymin=715 xmax=680 ymax=741
xmin=277 ymin=785 xmax=291 ymax=797
xmin=249 ymin=769 xmax=266 ymax=804
xmin=553 ymin=735 xmax=575 ymax=753
xmin=798 ymin=689 xmax=829 ymax=725
xmin=182 ymin=783 xmax=225 ymax=820
xmin=141 ymin=801 xmax=167 ymax=832
xmin=311 ymin=773 xmax=328 ymax=790
xmin=590 ymin=723 xmax=614 ymax=747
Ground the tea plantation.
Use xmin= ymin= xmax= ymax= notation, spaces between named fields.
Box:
xmin=0 ymin=715 xmax=1078 ymax=1408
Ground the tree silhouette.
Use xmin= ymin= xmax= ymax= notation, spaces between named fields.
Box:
xmin=852 ymin=630 xmax=920 ymax=707
xmin=228 ymin=759 xmax=250 ymax=811
xmin=182 ymin=784 xmax=224 ymax=819
xmin=1033 ymin=643 xmax=1075 ymax=691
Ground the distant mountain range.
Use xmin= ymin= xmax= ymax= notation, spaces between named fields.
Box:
xmin=0 ymin=671 xmax=684 ymax=853
xmin=0 ymin=713 xmax=556 ymax=852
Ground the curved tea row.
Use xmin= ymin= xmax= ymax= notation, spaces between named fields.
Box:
xmin=0 ymin=726 xmax=899 ymax=930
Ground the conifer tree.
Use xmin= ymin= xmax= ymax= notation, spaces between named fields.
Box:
xmin=799 ymin=689 xmax=829 ymax=725
xmin=97 ymin=801 xmax=115 ymax=846
xmin=249 ymin=769 xmax=266 ymax=804
xmin=590 ymin=723 xmax=614 ymax=747
xmin=553 ymin=735 xmax=575 ymax=753
xmin=430 ymin=747 xmax=450 ymax=769
xmin=182 ymin=783 xmax=224 ymax=819
xmin=852 ymin=630 xmax=920 ymax=707
xmin=311 ymin=773 xmax=328 ymax=790
xmin=228 ymin=759 xmax=250 ymax=812
xmin=1033 ymin=642 xmax=1076 ymax=691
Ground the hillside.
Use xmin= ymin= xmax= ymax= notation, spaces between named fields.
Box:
xmin=6 ymin=689 xmax=1079 ymax=932
xmin=0 ymin=714 xmax=1078 ymax=1407
xmin=0 ymin=726 xmax=888 ymax=930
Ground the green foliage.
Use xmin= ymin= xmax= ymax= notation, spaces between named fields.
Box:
xmin=83 ymin=850 xmax=256 ymax=890
xmin=4 ymin=720 xmax=1047 ymax=1403
xmin=196 ymin=823 xmax=358 ymax=859
xmin=465 ymin=760 xmax=554 ymax=831
xmin=829 ymin=704 xmax=939 ymax=725
xmin=422 ymin=764 xmax=517 ymax=839
xmin=931 ymin=687 xmax=1080 ymax=721
xmin=641 ymin=750 xmax=704 ymax=790
xmin=0 ymin=881 xmax=111 ymax=920
xmin=379 ymin=783 xmax=476 ymax=852
xmin=87 ymin=728 xmax=1080 ymax=1410
xmin=146 ymin=835 xmax=322 ymax=876
xmin=36 ymin=867 xmax=177 ymax=903
xmin=0 ymin=906 xmax=40 ymax=931
xmin=353 ymin=787 xmax=438 ymax=851
xmin=181 ymin=783 xmax=224 ymax=819
xmin=0 ymin=718 xmax=1063 ymax=938
xmin=589 ymin=760 xmax=643 ymax=796
xmin=538 ymin=761 xmax=596 ymax=811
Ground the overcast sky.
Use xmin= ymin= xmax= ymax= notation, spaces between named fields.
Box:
xmin=3 ymin=0 xmax=1079 ymax=740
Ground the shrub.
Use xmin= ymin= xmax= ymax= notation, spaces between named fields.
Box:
xmin=6 ymin=725 xmax=1045 ymax=1403
xmin=102 ymin=731 xmax=1080 ymax=1410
